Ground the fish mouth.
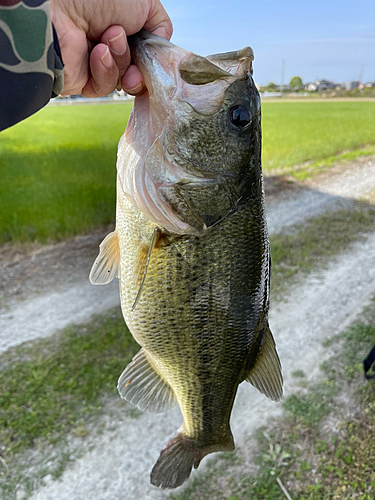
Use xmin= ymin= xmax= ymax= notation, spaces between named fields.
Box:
xmin=128 ymin=30 xmax=188 ymax=99
xmin=128 ymin=30 xmax=254 ymax=96
xmin=128 ymin=29 xmax=179 ymax=57
xmin=128 ymin=31 xmax=256 ymax=122
xmin=118 ymin=32 xmax=204 ymax=236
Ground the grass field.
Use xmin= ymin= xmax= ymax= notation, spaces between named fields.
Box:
xmin=0 ymin=103 xmax=132 ymax=244
xmin=0 ymin=309 xmax=138 ymax=460
xmin=1 ymin=100 xmax=375 ymax=244
xmin=261 ymin=100 xmax=375 ymax=174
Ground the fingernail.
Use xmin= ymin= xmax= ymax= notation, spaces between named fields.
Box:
xmin=109 ymin=31 xmax=127 ymax=55
xmin=100 ymin=46 xmax=113 ymax=69
xmin=125 ymin=82 xmax=144 ymax=95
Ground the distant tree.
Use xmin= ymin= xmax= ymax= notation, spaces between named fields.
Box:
xmin=289 ymin=76 xmax=303 ymax=90
xmin=266 ymin=81 xmax=277 ymax=92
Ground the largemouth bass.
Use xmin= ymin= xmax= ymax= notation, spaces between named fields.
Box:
xmin=90 ymin=31 xmax=282 ymax=489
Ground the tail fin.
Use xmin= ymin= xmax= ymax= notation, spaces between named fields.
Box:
xmin=150 ymin=434 xmax=197 ymax=489
xmin=150 ymin=432 xmax=234 ymax=489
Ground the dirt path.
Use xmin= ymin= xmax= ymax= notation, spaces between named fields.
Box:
xmin=266 ymin=155 xmax=375 ymax=233
xmin=0 ymin=227 xmax=120 ymax=354
xmin=1 ymin=157 xmax=374 ymax=499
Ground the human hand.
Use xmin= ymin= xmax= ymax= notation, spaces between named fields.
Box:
xmin=50 ymin=0 xmax=172 ymax=97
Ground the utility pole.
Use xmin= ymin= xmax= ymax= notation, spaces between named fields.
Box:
xmin=359 ymin=63 xmax=364 ymax=84
xmin=280 ymin=59 xmax=285 ymax=93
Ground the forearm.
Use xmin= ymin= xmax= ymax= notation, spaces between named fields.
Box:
xmin=0 ymin=0 xmax=63 ymax=132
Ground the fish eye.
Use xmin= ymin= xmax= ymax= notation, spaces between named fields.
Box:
xmin=229 ymin=105 xmax=251 ymax=128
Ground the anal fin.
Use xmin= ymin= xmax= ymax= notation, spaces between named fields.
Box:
xmin=89 ymin=231 xmax=120 ymax=285
xmin=118 ymin=349 xmax=177 ymax=414
xmin=246 ymin=324 xmax=283 ymax=401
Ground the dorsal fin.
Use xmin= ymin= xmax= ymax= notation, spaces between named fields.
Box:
xmin=246 ymin=324 xmax=283 ymax=401
xmin=89 ymin=231 xmax=120 ymax=285
xmin=118 ymin=348 xmax=177 ymax=414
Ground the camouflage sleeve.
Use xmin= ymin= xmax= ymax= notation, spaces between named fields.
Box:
xmin=0 ymin=0 xmax=64 ymax=131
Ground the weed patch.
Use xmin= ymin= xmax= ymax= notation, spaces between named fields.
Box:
xmin=283 ymin=380 xmax=338 ymax=427
xmin=0 ymin=308 xmax=138 ymax=461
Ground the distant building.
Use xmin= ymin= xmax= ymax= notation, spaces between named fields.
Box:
xmin=318 ymin=80 xmax=336 ymax=90
xmin=305 ymin=79 xmax=335 ymax=92
xmin=305 ymin=82 xmax=317 ymax=91
xmin=345 ymin=81 xmax=360 ymax=91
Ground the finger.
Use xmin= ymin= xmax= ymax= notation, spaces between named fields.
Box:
xmin=81 ymin=44 xmax=119 ymax=98
xmin=121 ymin=64 xmax=146 ymax=95
xmin=144 ymin=0 xmax=173 ymax=41
xmin=100 ymin=25 xmax=131 ymax=85
xmin=57 ymin=28 xmax=89 ymax=96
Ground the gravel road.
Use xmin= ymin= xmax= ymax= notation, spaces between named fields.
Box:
xmin=266 ymin=156 xmax=375 ymax=233
xmin=1 ymin=157 xmax=374 ymax=499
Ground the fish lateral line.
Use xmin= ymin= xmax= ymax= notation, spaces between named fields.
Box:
xmin=132 ymin=227 xmax=163 ymax=311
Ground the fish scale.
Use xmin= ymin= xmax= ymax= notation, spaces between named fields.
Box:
xmin=118 ymin=194 xmax=267 ymax=436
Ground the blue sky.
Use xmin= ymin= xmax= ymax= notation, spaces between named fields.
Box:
xmin=162 ymin=0 xmax=375 ymax=86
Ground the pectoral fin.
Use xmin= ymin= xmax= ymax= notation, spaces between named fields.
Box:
xmin=246 ymin=325 xmax=283 ymax=401
xmin=89 ymin=231 xmax=120 ymax=285
xmin=132 ymin=228 xmax=162 ymax=310
xmin=118 ymin=348 xmax=177 ymax=414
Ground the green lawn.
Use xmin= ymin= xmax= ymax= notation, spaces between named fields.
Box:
xmin=261 ymin=100 xmax=375 ymax=173
xmin=0 ymin=103 xmax=132 ymax=243
xmin=1 ymin=100 xmax=375 ymax=244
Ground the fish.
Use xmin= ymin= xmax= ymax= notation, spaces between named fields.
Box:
xmin=89 ymin=30 xmax=283 ymax=489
